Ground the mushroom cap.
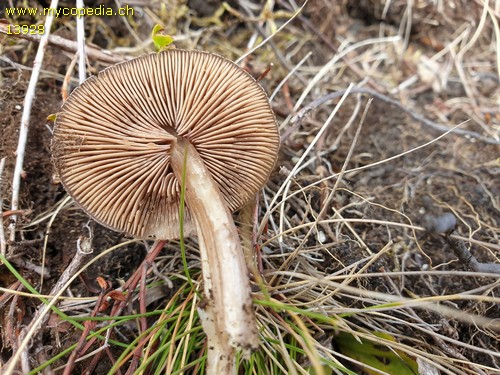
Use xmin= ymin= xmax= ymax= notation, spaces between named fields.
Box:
xmin=52 ymin=49 xmax=279 ymax=240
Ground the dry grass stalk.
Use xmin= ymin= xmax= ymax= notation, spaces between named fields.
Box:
xmin=7 ymin=0 xmax=60 ymax=243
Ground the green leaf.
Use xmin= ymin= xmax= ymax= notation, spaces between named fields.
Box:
xmin=152 ymin=24 xmax=174 ymax=51
xmin=333 ymin=331 xmax=419 ymax=375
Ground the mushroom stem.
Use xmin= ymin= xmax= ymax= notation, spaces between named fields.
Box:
xmin=170 ymin=137 xmax=259 ymax=374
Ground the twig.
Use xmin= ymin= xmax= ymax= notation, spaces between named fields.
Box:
xmin=276 ymin=0 xmax=337 ymax=51
xmin=270 ymin=52 xmax=312 ymax=102
xmin=63 ymin=277 xmax=110 ymax=375
xmin=30 ymin=232 xmax=93 ymax=372
xmin=282 ymin=84 xmax=354 ymax=241
xmin=0 ymin=23 xmax=130 ymax=64
xmin=8 ymin=257 xmax=50 ymax=278
xmin=275 ymin=0 xmax=388 ymax=93
xmin=272 ymin=99 xmax=374 ymax=283
xmin=78 ymin=240 xmax=166 ymax=374
xmin=259 ymin=84 xmax=354 ymax=238
xmin=8 ymin=0 xmax=60 ymax=243
xmin=4 ymin=238 xmax=92 ymax=375
xmin=2 ymin=209 xmax=32 ymax=218
xmin=2 ymin=239 xmax=136 ymax=374
xmin=61 ymin=54 xmax=79 ymax=101
xmin=381 ymin=268 xmax=489 ymax=375
xmin=284 ymin=87 xmax=500 ymax=145
xmin=9 ymin=294 xmax=31 ymax=374
xmin=237 ymin=2 xmax=303 ymax=81
xmin=447 ymin=234 xmax=500 ymax=274
xmin=292 ymin=36 xmax=401 ymax=112
xmin=311 ymin=99 xmax=373 ymax=254
xmin=454 ymin=0 xmax=489 ymax=106
xmin=75 ymin=0 xmax=87 ymax=83
xmin=52 ymin=233 xmax=94 ymax=295
xmin=0 ymin=157 xmax=6 ymax=256
xmin=0 ymin=281 xmax=22 ymax=308
xmin=235 ymin=0 xmax=308 ymax=64
xmin=2 ymin=232 xmax=93 ymax=375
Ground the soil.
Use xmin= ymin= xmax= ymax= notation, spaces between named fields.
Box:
xmin=1 ymin=0 xmax=499 ymax=374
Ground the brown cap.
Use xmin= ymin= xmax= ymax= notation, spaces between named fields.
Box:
xmin=52 ymin=49 xmax=279 ymax=239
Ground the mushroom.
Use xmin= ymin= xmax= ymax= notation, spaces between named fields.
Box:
xmin=52 ymin=49 xmax=279 ymax=373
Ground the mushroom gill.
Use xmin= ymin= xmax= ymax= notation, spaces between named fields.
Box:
xmin=53 ymin=50 xmax=279 ymax=240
